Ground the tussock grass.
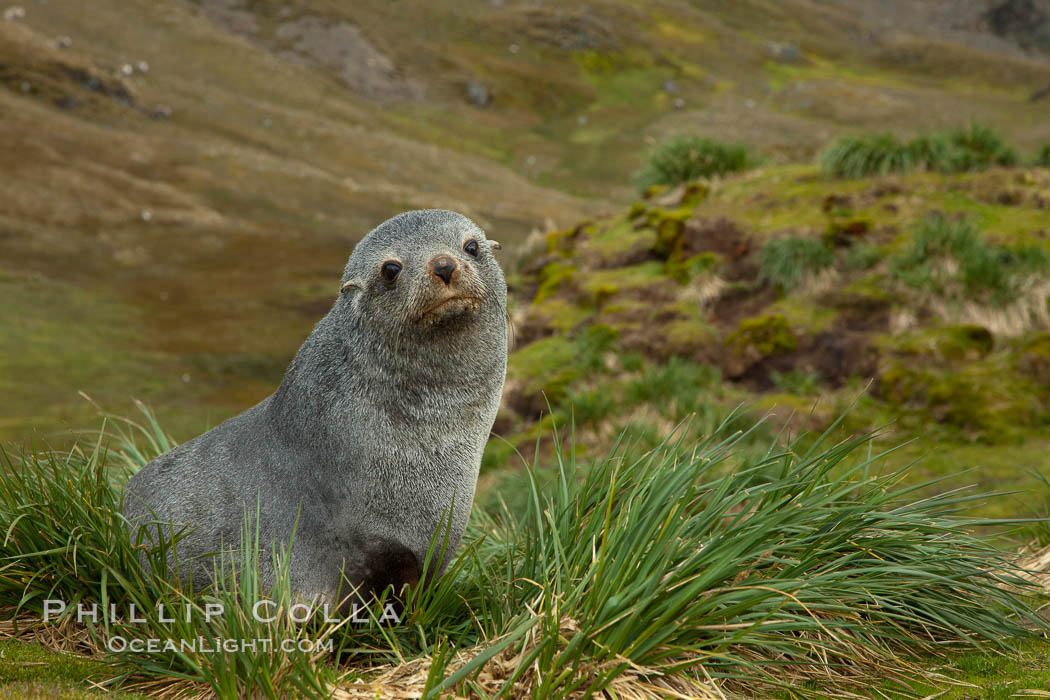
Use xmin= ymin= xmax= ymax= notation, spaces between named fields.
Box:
xmin=890 ymin=213 xmax=1049 ymax=306
xmin=820 ymin=132 xmax=917 ymax=178
xmin=1 ymin=407 xmax=1047 ymax=698
xmin=758 ymin=235 xmax=834 ymax=291
xmin=822 ymin=124 xmax=1020 ymax=178
xmin=1036 ymin=144 xmax=1050 ymax=168
xmin=0 ymin=410 xmax=346 ymax=699
xmin=635 ymin=135 xmax=755 ymax=191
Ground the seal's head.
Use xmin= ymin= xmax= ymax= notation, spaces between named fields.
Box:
xmin=337 ymin=210 xmax=506 ymax=340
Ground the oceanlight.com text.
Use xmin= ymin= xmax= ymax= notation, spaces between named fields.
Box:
xmin=105 ymin=636 xmax=335 ymax=654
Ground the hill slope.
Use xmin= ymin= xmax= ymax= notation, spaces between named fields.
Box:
xmin=2 ymin=0 xmax=1050 ymax=441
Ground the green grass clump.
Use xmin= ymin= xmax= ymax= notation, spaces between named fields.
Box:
xmin=635 ymin=135 xmax=754 ymax=191
xmin=890 ymin=214 xmax=1049 ymax=305
xmin=1 ymin=409 xmax=1048 ymax=697
xmin=770 ymin=368 xmax=820 ymax=395
xmin=820 ymin=132 xmax=917 ymax=178
xmin=906 ymin=124 xmax=1019 ymax=174
xmin=1036 ymin=144 xmax=1050 ymax=167
xmin=758 ymin=235 xmax=834 ymax=291
xmin=823 ymin=124 xmax=1019 ymax=178
xmin=844 ymin=243 xmax=883 ymax=270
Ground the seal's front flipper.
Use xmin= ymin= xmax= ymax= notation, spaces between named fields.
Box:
xmin=337 ymin=540 xmax=420 ymax=618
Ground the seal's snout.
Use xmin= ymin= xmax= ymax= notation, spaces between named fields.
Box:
xmin=431 ymin=256 xmax=457 ymax=286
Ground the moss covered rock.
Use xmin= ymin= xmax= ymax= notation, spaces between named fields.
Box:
xmin=724 ymin=314 xmax=798 ymax=377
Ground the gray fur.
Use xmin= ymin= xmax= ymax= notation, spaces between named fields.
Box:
xmin=122 ymin=210 xmax=507 ymax=605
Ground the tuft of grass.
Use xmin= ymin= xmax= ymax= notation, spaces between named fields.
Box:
xmin=621 ymin=357 xmax=721 ymax=410
xmin=758 ymin=235 xmax=834 ymax=291
xmin=1 ymin=408 xmax=1048 ymax=698
xmin=938 ymin=123 xmax=1019 ymax=170
xmin=1036 ymin=143 xmax=1050 ymax=167
xmin=634 ymin=135 xmax=755 ymax=191
xmin=844 ymin=242 xmax=883 ymax=270
xmin=820 ymin=132 xmax=916 ymax=178
xmin=823 ymin=124 xmax=1019 ymax=178
xmin=770 ymin=368 xmax=821 ymax=395
xmin=890 ymin=213 xmax=1049 ymax=305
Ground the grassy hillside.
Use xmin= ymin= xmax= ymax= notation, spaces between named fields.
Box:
xmin=489 ymin=160 xmax=1050 ymax=517
xmin=3 ymin=0 xmax=1050 ymax=443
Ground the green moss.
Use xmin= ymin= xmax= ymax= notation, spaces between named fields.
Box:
xmin=679 ymin=182 xmax=710 ymax=208
xmin=665 ymin=252 xmax=719 ymax=284
xmin=765 ymin=299 xmax=838 ymax=334
xmin=642 ymin=184 xmax=669 ymax=200
xmin=890 ymin=325 xmax=995 ymax=361
xmin=1018 ymin=332 xmax=1050 ymax=385
xmin=534 ymin=261 xmax=577 ymax=303
xmin=507 ymin=335 xmax=580 ymax=403
xmin=0 ymin=640 xmax=102 ymax=686
xmin=579 ymin=261 xmax=665 ymax=303
xmin=784 ymin=642 xmax=1050 ymax=699
xmin=528 ymin=297 xmax=592 ymax=332
xmin=0 ymin=639 xmax=149 ymax=698
xmin=725 ymin=314 xmax=798 ymax=358
xmin=545 ymin=226 xmax=585 ymax=257
xmin=937 ymin=325 xmax=994 ymax=360
xmin=583 ymin=217 xmax=657 ymax=265
xmin=646 ymin=206 xmax=694 ymax=258
xmin=840 ymin=271 xmax=895 ymax=301
xmin=662 ymin=318 xmax=719 ymax=352
xmin=878 ymin=359 xmax=1043 ymax=442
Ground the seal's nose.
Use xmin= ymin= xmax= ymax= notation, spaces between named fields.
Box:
xmin=432 ymin=256 xmax=456 ymax=285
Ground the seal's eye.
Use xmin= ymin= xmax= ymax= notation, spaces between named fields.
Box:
xmin=380 ymin=261 xmax=402 ymax=282
xmin=463 ymin=239 xmax=479 ymax=257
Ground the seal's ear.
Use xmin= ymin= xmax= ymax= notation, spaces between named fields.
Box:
xmin=487 ymin=240 xmax=502 ymax=251
xmin=340 ymin=279 xmax=361 ymax=294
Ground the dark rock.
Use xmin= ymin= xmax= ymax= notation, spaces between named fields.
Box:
xmin=981 ymin=0 xmax=1050 ymax=52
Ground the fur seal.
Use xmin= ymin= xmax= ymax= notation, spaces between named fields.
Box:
xmin=123 ymin=209 xmax=507 ymax=607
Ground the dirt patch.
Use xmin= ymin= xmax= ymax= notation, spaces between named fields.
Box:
xmin=736 ymin=330 xmax=880 ymax=391
xmin=821 ymin=291 xmax=893 ymax=333
xmin=710 ymin=282 xmax=779 ymax=329
xmin=724 ymin=297 xmax=887 ymax=390
xmin=677 ymin=216 xmax=756 ymax=280
xmin=669 ymin=215 xmax=768 ymax=328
